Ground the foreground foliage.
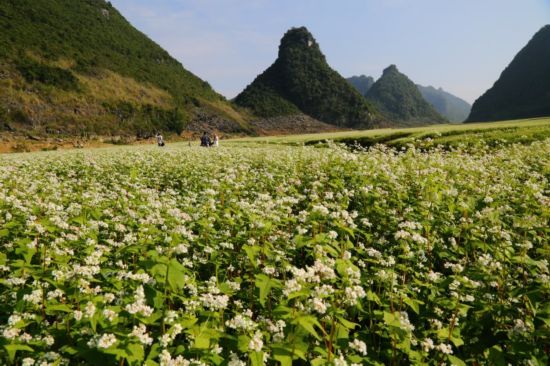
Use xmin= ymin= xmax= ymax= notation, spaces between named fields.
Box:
xmin=0 ymin=141 xmax=548 ymax=365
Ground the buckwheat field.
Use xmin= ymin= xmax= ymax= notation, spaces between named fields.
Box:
xmin=0 ymin=140 xmax=548 ymax=365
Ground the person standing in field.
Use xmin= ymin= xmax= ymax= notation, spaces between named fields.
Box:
xmin=156 ymin=133 xmax=165 ymax=147
xmin=213 ymin=134 xmax=219 ymax=147
xmin=200 ymin=132 xmax=211 ymax=147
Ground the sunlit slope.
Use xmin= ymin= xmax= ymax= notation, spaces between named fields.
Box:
xmin=228 ymin=118 xmax=550 ymax=148
xmin=0 ymin=0 xmax=247 ymax=135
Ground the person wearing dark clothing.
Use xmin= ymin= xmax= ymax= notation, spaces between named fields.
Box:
xmin=200 ymin=132 xmax=211 ymax=147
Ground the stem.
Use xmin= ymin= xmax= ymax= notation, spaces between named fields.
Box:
xmin=448 ymin=309 xmax=459 ymax=342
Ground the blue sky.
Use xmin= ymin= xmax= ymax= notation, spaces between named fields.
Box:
xmin=110 ymin=0 xmax=549 ymax=103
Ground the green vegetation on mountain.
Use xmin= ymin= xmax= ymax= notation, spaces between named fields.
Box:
xmin=467 ymin=25 xmax=550 ymax=122
xmin=235 ymin=27 xmax=380 ymax=129
xmin=348 ymin=73 xmax=470 ymax=123
xmin=346 ymin=75 xmax=375 ymax=96
xmin=417 ymin=85 xmax=471 ymax=122
xmin=0 ymin=0 xmax=247 ymax=135
xmin=365 ymin=65 xmax=446 ymax=125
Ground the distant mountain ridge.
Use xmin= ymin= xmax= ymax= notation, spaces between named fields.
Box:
xmin=363 ymin=65 xmax=446 ymax=125
xmin=235 ymin=27 xmax=382 ymax=129
xmin=467 ymin=25 xmax=550 ymax=122
xmin=417 ymin=85 xmax=471 ymax=122
xmin=347 ymin=75 xmax=470 ymax=122
xmin=0 ymin=0 xmax=248 ymax=136
xmin=347 ymin=75 xmax=375 ymax=96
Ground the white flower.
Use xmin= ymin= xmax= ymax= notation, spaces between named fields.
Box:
xmin=421 ymin=338 xmax=434 ymax=352
xmin=349 ymin=339 xmax=367 ymax=355
xmin=42 ymin=335 xmax=54 ymax=346
xmin=130 ymin=324 xmax=153 ymax=345
xmin=174 ymin=243 xmax=189 ymax=254
xmin=2 ymin=327 xmax=21 ymax=339
xmin=97 ymin=333 xmax=117 ymax=349
xmin=125 ymin=286 xmax=154 ymax=316
xmin=427 ymin=271 xmax=442 ymax=282
xmin=212 ymin=344 xmax=223 ymax=354
xmin=85 ymin=302 xmax=96 ymax=318
xmin=23 ymin=289 xmax=42 ymax=305
xmin=248 ymin=331 xmax=263 ymax=352
xmin=311 ymin=297 xmax=328 ymax=314
xmin=73 ymin=310 xmax=83 ymax=321
xmin=226 ymin=314 xmax=257 ymax=331
xmin=436 ymin=343 xmax=453 ymax=354
xmin=333 ymin=353 xmax=348 ymax=366
xmin=512 ymin=319 xmax=530 ymax=333
xmin=103 ymin=309 xmax=117 ymax=322
xmin=22 ymin=358 xmax=35 ymax=366
xmin=263 ymin=266 xmax=276 ymax=275
xmin=394 ymin=230 xmax=411 ymax=240
xmin=228 ymin=352 xmax=246 ymax=366
xmin=398 ymin=311 xmax=415 ymax=332
xmin=200 ymin=293 xmax=229 ymax=311
xmin=344 ymin=286 xmax=366 ymax=305
xmin=283 ymin=279 xmax=302 ymax=296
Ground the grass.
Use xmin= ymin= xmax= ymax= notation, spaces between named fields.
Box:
xmin=226 ymin=117 xmax=550 ymax=148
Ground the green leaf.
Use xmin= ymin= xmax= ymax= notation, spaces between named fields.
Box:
xmin=146 ymin=343 xmax=161 ymax=361
xmin=310 ymin=358 xmax=327 ymax=366
xmin=125 ymin=343 xmax=145 ymax=363
xmin=46 ymin=304 xmax=73 ymax=313
xmin=403 ymin=296 xmax=421 ymax=315
xmin=238 ymin=335 xmax=251 ymax=353
xmin=336 ymin=316 xmax=357 ymax=330
xmin=447 ymin=355 xmax=467 ymax=366
xmin=486 ymin=345 xmax=506 ymax=366
xmin=294 ymin=315 xmax=323 ymax=340
xmin=143 ymin=361 xmax=160 ymax=366
xmin=242 ymin=244 xmax=261 ymax=268
xmin=272 ymin=346 xmax=293 ymax=366
xmin=366 ymin=290 xmax=381 ymax=305
xmin=194 ymin=333 xmax=211 ymax=349
xmin=383 ymin=311 xmax=401 ymax=328
xmin=60 ymin=345 xmax=79 ymax=356
xmin=167 ymin=259 xmax=187 ymax=292
xmin=249 ymin=351 xmax=264 ymax=366
xmin=335 ymin=259 xmax=359 ymax=278
xmin=4 ymin=344 xmax=34 ymax=362
xmin=255 ymin=274 xmax=281 ymax=307
xmin=15 ymin=239 xmax=35 ymax=265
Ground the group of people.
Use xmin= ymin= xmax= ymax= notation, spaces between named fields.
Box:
xmin=200 ymin=132 xmax=219 ymax=147
xmin=154 ymin=132 xmax=219 ymax=147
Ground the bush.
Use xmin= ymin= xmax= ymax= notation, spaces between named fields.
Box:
xmin=16 ymin=59 xmax=80 ymax=90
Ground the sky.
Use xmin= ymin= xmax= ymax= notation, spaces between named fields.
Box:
xmin=109 ymin=0 xmax=549 ymax=104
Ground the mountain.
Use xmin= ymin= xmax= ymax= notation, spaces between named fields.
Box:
xmin=347 ymin=73 xmax=470 ymax=123
xmin=0 ymin=0 xmax=248 ymax=136
xmin=235 ymin=27 xmax=381 ymax=129
xmin=417 ymin=85 xmax=471 ymax=122
xmin=467 ymin=25 xmax=550 ymax=122
xmin=347 ymin=75 xmax=375 ymax=96
xmin=365 ymin=65 xmax=446 ymax=125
